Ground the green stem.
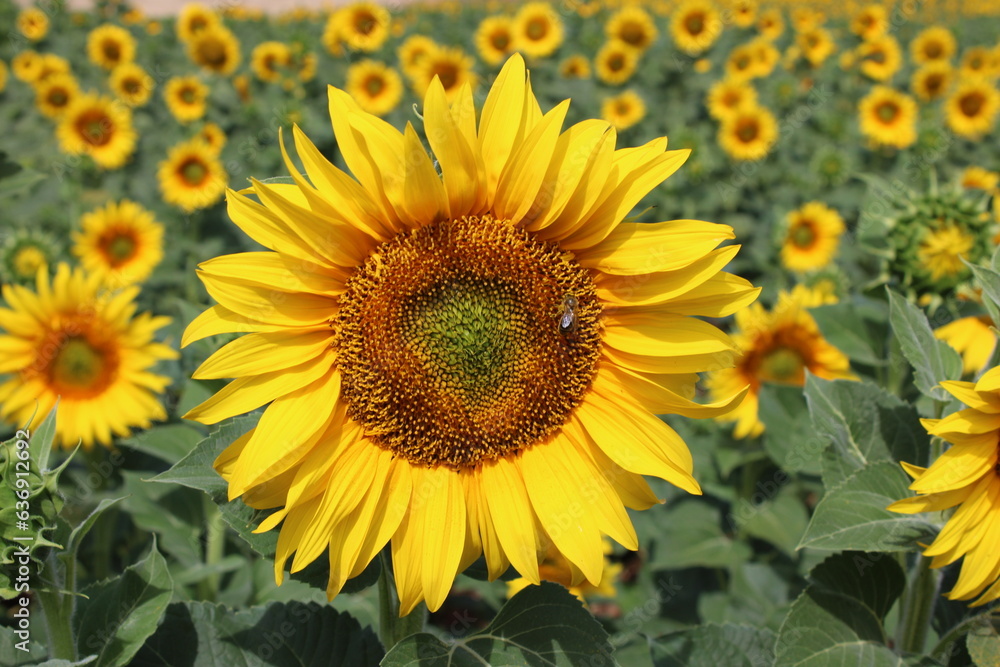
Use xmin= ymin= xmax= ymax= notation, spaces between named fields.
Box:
xmin=377 ymin=552 xmax=425 ymax=650
xmin=896 ymin=553 xmax=941 ymax=655
xmin=201 ymin=499 xmax=225 ymax=601
xmin=37 ymin=552 xmax=76 ymax=661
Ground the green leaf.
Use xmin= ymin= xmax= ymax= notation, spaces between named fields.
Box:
xmin=799 ymin=461 xmax=936 ymax=552
xmin=122 ymin=472 xmax=204 ymax=567
xmin=887 ymin=290 xmax=962 ymax=402
xmin=774 ymin=552 xmax=906 ymax=667
xmin=0 ymin=625 xmax=49 ymax=665
xmin=649 ymin=623 xmax=777 ymax=667
xmin=968 ymin=261 xmax=1000 ymax=328
xmin=811 ymin=299 xmax=888 ymax=367
xmin=119 ymin=424 xmax=205 ymax=465
xmin=382 ymin=582 xmax=618 ymax=667
xmin=62 ymin=496 xmax=127 ymax=567
xmin=759 ymin=385 xmax=825 ymax=476
xmin=29 ymin=405 xmax=58 ymax=473
xmin=740 ymin=485 xmax=810 ymax=556
xmin=133 ymin=600 xmax=384 ymax=667
xmin=73 ymin=542 xmax=174 ymax=667
xmin=644 ymin=501 xmax=751 ymax=570
xmin=804 ymin=376 xmax=930 ymax=487
xmin=968 ymin=619 xmax=1000 ymax=667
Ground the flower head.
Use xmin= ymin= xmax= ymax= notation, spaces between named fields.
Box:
xmin=72 ymin=200 xmax=164 ymax=286
xmin=158 ymin=139 xmax=227 ymax=212
xmin=780 ymin=202 xmax=845 ymax=273
xmin=56 ymin=92 xmax=137 ymax=169
xmin=87 ymin=24 xmax=136 ymax=71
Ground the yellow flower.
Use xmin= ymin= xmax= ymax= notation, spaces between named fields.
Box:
xmin=595 ymin=39 xmax=639 ymax=85
xmin=184 ymin=54 xmax=756 ymax=614
xmin=961 ymin=166 xmax=999 ymax=192
xmin=850 ymin=5 xmax=888 ymax=41
xmin=705 ymin=78 xmax=757 ymax=119
xmin=298 ymin=53 xmax=317 ymax=83
xmin=707 ymin=285 xmax=853 ymax=439
xmin=671 ymin=0 xmax=723 ymax=55
xmin=756 ymin=7 xmax=784 ymax=41
xmin=56 ymin=93 xmax=137 ymax=169
xmin=176 ymin=2 xmax=220 ymax=42
xmin=911 ymin=61 xmax=953 ymax=102
xmin=730 ymin=0 xmax=757 ymax=29
xmin=857 ymin=35 xmax=903 ymax=82
xmin=165 ymin=76 xmax=209 ymax=124
xmin=935 ymin=316 xmax=996 ymax=375
xmin=109 ymin=62 xmax=155 ymax=107
xmin=605 ymin=6 xmax=658 ymax=52
xmin=198 ymin=122 xmax=227 ymax=155
xmin=333 ymin=2 xmax=391 ymax=53
xmin=858 ymin=85 xmax=918 ymax=149
xmin=916 ymin=224 xmax=975 ymax=283
xmin=410 ymin=45 xmax=477 ymax=103
xmin=397 ymin=35 xmax=438 ymax=80
xmin=87 ymin=24 xmax=136 ymax=71
xmin=910 ymin=25 xmax=956 ymax=65
xmin=34 ymin=53 xmax=71 ymax=83
xmin=559 ymin=54 xmax=591 ymax=79
xmin=780 ymin=202 xmax=845 ymax=273
xmin=346 ymin=60 xmax=403 ymax=117
xmin=17 ymin=8 xmax=49 ymax=42
xmin=512 ymin=2 xmax=564 ymax=59
xmin=750 ymin=37 xmax=780 ymax=77
xmin=889 ymin=368 xmax=1000 ymax=606
xmin=158 ymin=139 xmax=227 ymax=212
xmin=251 ymin=41 xmax=292 ymax=83
xmin=1 ymin=231 xmax=56 ymax=284
xmin=601 ymin=90 xmax=646 ymax=130
xmin=34 ymin=73 xmax=80 ymax=119
xmin=791 ymin=7 xmax=825 ymax=32
xmin=0 ymin=264 xmax=177 ymax=450
xmin=506 ymin=541 xmax=622 ymax=603
xmin=475 ymin=16 xmax=516 ymax=66
xmin=72 ymin=200 xmax=164 ymax=286
xmin=960 ymin=47 xmax=996 ymax=79
xmin=187 ymin=25 xmax=241 ymax=75
xmin=0 ymin=60 xmax=8 ymax=94
xmin=718 ymin=104 xmax=778 ymax=161
xmin=945 ymin=78 xmax=1000 ymax=139
xmin=797 ymin=27 xmax=835 ymax=67
xmin=12 ymin=51 xmax=44 ymax=83
xmin=726 ymin=43 xmax=760 ymax=81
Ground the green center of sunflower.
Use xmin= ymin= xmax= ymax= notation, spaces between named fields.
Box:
xmin=736 ymin=118 xmax=759 ymax=142
xmin=77 ymin=110 xmax=113 ymax=147
xmin=685 ymin=13 xmax=705 ymax=35
xmin=876 ymin=101 xmax=899 ymax=123
xmin=49 ymin=89 xmax=68 ymax=106
xmin=335 ymin=215 xmax=602 ymax=470
xmin=365 ymin=74 xmax=384 ymax=96
xmin=609 ymin=54 xmax=625 ymax=71
xmin=526 ymin=18 xmax=547 ymax=40
xmin=180 ymin=158 xmax=208 ymax=185
xmin=868 ymin=49 xmax=886 ymax=65
xmin=960 ymin=92 xmax=984 ymax=117
xmin=491 ymin=30 xmax=510 ymax=50
xmin=759 ymin=347 xmax=804 ymax=383
xmin=181 ymin=87 xmax=197 ymax=104
xmin=102 ymin=232 xmax=137 ymax=266
xmin=791 ymin=222 xmax=816 ymax=248
xmin=925 ymin=42 xmax=942 ymax=58
xmin=48 ymin=335 xmax=116 ymax=397
xmin=102 ymin=39 xmax=121 ymax=62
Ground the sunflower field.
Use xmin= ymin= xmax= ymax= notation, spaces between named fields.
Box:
xmin=2 ymin=0 xmax=1000 ymax=664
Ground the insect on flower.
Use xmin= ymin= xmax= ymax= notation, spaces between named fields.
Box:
xmin=558 ymin=294 xmax=579 ymax=340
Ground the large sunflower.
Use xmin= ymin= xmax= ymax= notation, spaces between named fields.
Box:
xmin=512 ymin=2 xmax=564 ymax=59
xmin=72 ymin=199 xmax=164 ymax=286
xmin=706 ymin=78 xmax=757 ymax=120
xmin=945 ymin=78 xmax=1000 ymax=139
xmin=0 ymin=264 xmax=177 ymax=449
xmin=605 ymin=6 xmax=658 ymax=52
xmin=183 ymin=55 xmax=757 ymax=614
xmin=87 ymin=24 xmax=136 ymax=71
xmin=345 ymin=60 xmax=403 ymax=117
xmin=718 ymin=104 xmax=778 ymax=161
xmin=671 ymin=0 xmax=723 ymax=55
xmin=475 ymin=16 xmax=516 ymax=67
xmin=780 ymin=201 xmax=845 ymax=273
xmin=158 ymin=139 xmax=227 ymax=212
xmin=889 ymin=369 xmax=1000 ymax=606
xmin=706 ymin=285 xmax=853 ymax=439
xmin=17 ymin=7 xmax=49 ymax=42
xmin=858 ymin=85 xmax=918 ymax=149
xmin=56 ymin=93 xmax=136 ymax=170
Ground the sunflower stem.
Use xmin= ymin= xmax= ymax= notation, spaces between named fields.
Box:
xmin=896 ymin=552 xmax=940 ymax=655
xmin=377 ymin=552 xmax=425 ymax=650
xmin=201 ymin=499 xmax=225 ymax=600
xmin=37 ymin=551 xmax=76 ymax=661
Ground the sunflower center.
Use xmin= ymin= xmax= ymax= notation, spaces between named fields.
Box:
xmin=759 ymin=347 xmax=805 ymax=383
xmin=335 ymin=215 xmax=602 ymax=470
xmin=791 ymin=221 xmax=816 ymax=248
xmin=365 ymin=74 xmax=385 ymax=96
xmin=198 ymin=38 xmax=227 ymax=67
xmin=925 ymin=42 xmax=942 ymax=58
xmin=621 ymin=22 xmax=644 ymax=46
xmin=685 ymin=13 xmax=705 ymax=35
xmin=736 ymin=118 xmax=760 ymax=142
xmin=77 ymin=110 xmax=114 ymax=146
xmin=181 ymin=87 xmax=196 ymax=104
xmin=49 ymin=88 xmax=68 ymax=106
xmin=13 ymin=246 xmax=47 ymax=278
xmin=124 ymin=77 xmax=141 ymax=94
xmin=102 ymin=39 xmax=121 ymax=62
xmin=876 ymin=101 xmax=899 ymax=123
xmin=526 ymin=18 xmax=548 ymax=41
xmin=722 ymin=90 xmax=741 ymax=107
xmin=431 ymin=62 xmax=458 ymax=90
xmin=925 ymin=74 xmax=943 ymax=93
xmin=960 ymin=92 xmax=984 ymax=117
xmin=180 ymin=158 xmax=208 ymax=185
xmin=100 ymin=230 xmax=138 ymax=266
xmin=47 ymin=334 xmax=118 ymax=397
xmin=355 ymin=11 xmax=376 ymax=35
xmin=491 ymin=30 xmax=510 ymax=50
xmin=608 ymin=54 xmax=624 ymax=71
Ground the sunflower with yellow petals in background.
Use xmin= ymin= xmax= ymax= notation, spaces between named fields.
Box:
xmin=333 ymin=1 xmax=391 ymax=53
xmin=889 ymin=368 xmax=1000 ymax=606
xmin=707 ymin=285 xmax=853 ymax=439
xmin=57 ymin=92 xmax=136 ymax=169
xmin=182 ymin=54 xmax=758 ymax=615
xmin=176 ymin=2 xmax=220 ymax=42
xmin=72 ymin=199 xmax=164 ymax=286
xmin=33 ymin=53 xmax=70 ymax=83
xmin=910 ymin=25 xmax=956 ymax=65
xmin=165 ymin=76 xmax=208 ymax=124
xmin=780 ymin=202 xmax=845 ymax=274
xmin=12 ymin=50 xmax=43 ymax=83
xmin=475 ymin=16 xmax=515 ymax=66
xmin=960 ymin=47 xmax=996 ymax=79
xmin=109 ymin=62 xmax=154 ymax=108
xmin=726 ymin=43 xmax=760 ymax=81
xmin=251 ymin=41 xmax=292 ymax=83
xmin=158 ymin=139 xmax=227 ymax=212
xmin=0 ymin=264 xmax=177 ymax=450
xmin=601 ymin=90 xmax=646 ymax=130
xmin=410 ymin=45 xmax=477 ymax=103
xmin=935 ymin=316 xmax=997 ymax=376
xmin=671 ymin=0 xmax=722 ymax=55
xmin=198 ymin=122 xmax=227 ymax=155
xmin=0 ymin=231 xmax=57 ymax=285
xmin=605 ymin=6 xmax=658 ymax=53
xmin=187 ymin=25 xmax=241 ymax=75
xmin=0 ymin=60 xmax=8 ymax=94
xmin=911 ymin=61 xmax=953 ymax=102
xmin=34 ymin=73 xmax=80 ymax=119
xmin=17 ymin=7 xmax=49 ymax=42
xmin=859 ymin=85 xmax=918 ymax=149
xmin=706 ymin=78 xmax=757 ymax=119
xmin=750 ymin=38 xmax=779 ymax=77
xmin=857 ymin=35 xmax=903 ymax=82
xmin=797 ymin=27 xmax=836 ymax=67
xmin=961 ymin=166 xmax=999 ymax=192
xmin=945 ymin=78 xmax=1000 ymax=139
xmin=559 ymin=54 xmax=591 ymax=79
xmin=512 ymin=2 xmax=564 ymax=59
xmin=397 ymin=35 xmax=437 ymax=81
xmin=87 ymin=24 xmax=136 ymax=71
xmin=345 ymin=60 xmax=403 ymax=117
xmin=595 ymin=40 xmax=639 ymax=85
xmin=851 ymin=4 xmax=888 ymax=41
xmin=730 ymin=0 xmax=757 ymax=29
xmin=718 ymin=104 xmax=778 ymax=161
xmin=756 ymin=8 xmax=783 ymax=41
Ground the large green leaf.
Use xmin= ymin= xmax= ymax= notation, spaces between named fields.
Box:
xmin=887 ymin=290 xmax=962 ymax=402
xmin=0 ymin=625 xmax=49 ymax=665
xmin=382 ymin=582 xmax=618 ymax=666
xmin=968 ymin=618 xmax=1000 ymax=667
xmin=649 ymin=623 xmax=777 ymax=667
xmin=73 ymin=543 xmax=174 ymax=667
xmin=133 ymin=600 xmax=384 ymax=667
xmin=968 ymin=251 xmax=1000 ymax=330
xmin=799 ymin=461 xmax=937 ymax=552
xmin=119 ymin=424 xmax=205 ymax=465
xmin=740 ymin=484 xmax=810 ymax=556
xmin=759 ymin=385 xmax=824 ymax=476
xmin=643 ymin=501 xmax=752 ymax=570
xmin=811 ymin=299 xmax=888 ymax=367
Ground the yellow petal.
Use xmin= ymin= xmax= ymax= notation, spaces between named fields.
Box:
xmin=603 ymin=311 xmax=737 ymax=358
xmin=197 ymin=271 xmax=336 ymax=327
xmin=181 ymin=304 xmax=288 ymax=348
xmin=401 ymin=122 xmax=448 ymax=224
xmin=576 ymin=220 xmax=736 ymax=275
xmin=193 ymin=329 xmax=332 ymax=380
xmin=417 ymin=467 xmax=467 ymax=612
xmin=478 ymin=54 xmax=528 ymax=199
xmin=424 ymin=77 xmax=482 ymax=219
xmin=480 ymin=457 xmax=541 ymax=584
xmin=596 ymin=245 xmax=741 ymax=307
xmin=198 ymin=252 xmax=347 ymax=295
xmin=598 ymin=365 xmax=749 ymax=418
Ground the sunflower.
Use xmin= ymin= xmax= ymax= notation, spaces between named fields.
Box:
xmin=559 ymin=54 xmax=591 ymax=79
xmin=474 ymin=16 xmax=515 ymax=66
xmin=671 ymin=0 xmax=722 ymax=55
xmin=512 ymin=2 xmax=564 ymax=59
xmin=398 ymin=35 xmax=438 ymax=80
xmin=605 ymin=6 xmax=658 ymax=52
xmin=17 ymin=7 xmax=49 ymax=42
xmin=0 ymin=264 xmax=177 ymax=450
xmin=961 ymin=47 xmax=996 ymax=79
xmin=718 ymin=104 xmax=778 ymax=161
xmin=187 ymin=25 xmax=241 ymax=75
xmin=595 ymin=40 xmax=639 ymax=85
xmin=345 ymin=60 xmax=403 ymax=117
xmin=780 ymin=202 xmax=845 ymax=273
xmin=935 ymin=316 xmax=996 ymax=375
xmin=12 ymin=51 xmax=42 ymax=83
xmin=0 ymin=231 xmax=57 ymax=284
xmin=911 ymin=61 xmax=953 ymax=102
xmin=183 ymin=54 xmax=756 ymax=614
xmin=34 ymin=73 xmax=80 ymax=119
xmin=961 ymin=166 xmax=999 ymax=192
xmin=56 ymin=93 xmax=136 ymax=170
xmin=857 ymin=35 xmax=903 ymax=82
xmin=87 ymin=24 xmax=136 ymax=71
xmin=158 ymin=139 xmax=227 ymax=212
xmin=0 ymin=60 xmax=8 ymax=94
xmin=730 ymin=0 xmax=757 ymax=29
xmin=601 ymin=90 xmax=646 ymax=130
xmin=750 ymin=38 xmax=780 ymax=77
xmin=298 ymin=53 xmax=317 ymax=83
xmin=35 ymin=54 xmax=70 ymax=83
xmin=888 ymin=368 xmax=1000 ymax=606
xmin=756 ymin=8 xmax=784 ymax=41
xmin=850 ymin=5 xmax=888 ymax=41
xmin=945 ymin=78 xmax=1000 ymax=139
xmin=198 ymin=122 xmax=227 ymax=155
xmin=165 ymin=76 xmax=209 ymax=124
xmin=910 ymin=25 xmax=956 ymax=65
xmin=726 ymin=43 xmax=760 ymax=81
xmin=333 ymin=1 xmax=391 ymax=53
xmin=705 ymin=78 xmax=757 ymax=119
xmin=916 ymin=224 xmax=975 ymax=283
xmin=791 ymin=7 xmax=825 ymax=32
xmin=797 ymin=27 xmax=836 ymax=67
xmin=176 ymin=2 xmax=220 ymax=42
xmin=410 ymin=45 xmax=477 ymax=103
xmin=706 ymin=285 xmax=852 ymax=439
xmin=72 ymin=200 xmax=164 ymax=286
xmin=251 ymin=41 xmax=292 ymax=83
xmin=109 ymin=62 xmax=154 ymax=108
xmin=858 ymin=85 xmax=918 ymax=149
